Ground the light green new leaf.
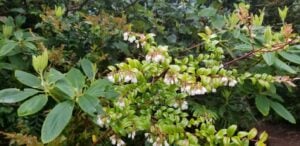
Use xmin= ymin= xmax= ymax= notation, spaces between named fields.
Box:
xmin=278 ymin=51 xmax=300 ymax=65
xmin=274 ymin=58 xmax=296 ymax=74
xmin=0 ymin=88 xmax=39 ymax=103
xmin=77 ymin=94 xmax=101 ymax=116
xmin=41 ymin=101 xmax=74 ymax=143
xmin=65 ymin=68 xmax=85 ymax=90
xmin=0 ymin=41 xmax=18 ymax=56
xmin=17 ymin=94 xmax=48 ymax=116
xmin=255 ymin=96 xmax=270 ymax=116
xmin=80 ymin=58 xmax=96 ymax=80
xmin=270 ymin=101 xmax=296 ymax=124
xmin=262 ymin=52 xmax=276 ymax=66
xmin=15 ymin=70 xmax=42 ymax=89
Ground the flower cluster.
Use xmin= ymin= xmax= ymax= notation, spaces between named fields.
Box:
xmin=96 ymin=115 xmax=110 ymax=128
xmin=221 ymin=77 xmax=238 ymax=87
xmin=163 ymin=73 xmax=179 ymax=85
xmin=127 ymin=131 xmax=136 ymax=139
xmin=145 ymin=45 xmax=168 ymax=63
xmin=145 ymin=134 xmax=169 ymax=146
xmin=181 ymin=83 xmax=207 ymax=96
xmin=107 ymin=71 xmax=138 ymax=83
xmin=123 ymin=32 xmax=155 ymax=48
xmin=109 ymin=135 xmax=125 ymax=146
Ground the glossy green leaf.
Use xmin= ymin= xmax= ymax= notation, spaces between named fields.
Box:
xmin=227 ymin=125 xmax=237 ymax=137
xmin=262 ymin=52 xmax=276 ymax=66
xmin=65 ymin=68 xmax=85 ymax=90
xmin=248 ymin=128 xmax=257 ymax=139
xmin=80 ymin=58 xmax=96 ymax=80
xmin=17 ymin=94 xmax=48 ymax=116
xmin=0 ymin=41 xmax=18 ymax=56
xmin=41 ymin=101 xmax=74 ymax=143
xmin=0 ymin=88 xmax=39 ymax=103
xmin=270 ymin=101 xmax=296 ymax=124
xmin=15 ymin=70 xmax=42 ymax=88
xmin=274 ymin=58 xmax=296 ymax=74
xmin=77 ymin=94 xmax=101 ymax=116
xmin=278 ymin=51 xmax=300 ymax=65
xmin=255 ymin=96 xmax=270 ymax=116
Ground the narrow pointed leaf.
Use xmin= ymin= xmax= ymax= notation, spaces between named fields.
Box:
xmin=270 ymin=101 xmax=296 ymax=124
xmin=80 ymin=58 xmax=95 ymax=80
xmin=274 ymin=58 xmax=296 ymax=74
xmin=278 ymin=51 xmax=300 ymax=65
xmin=262 ymin=52 xmax=276 ymax=66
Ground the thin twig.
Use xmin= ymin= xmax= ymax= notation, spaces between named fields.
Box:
xmin=224 ymin=38 xmax=300 ymax=66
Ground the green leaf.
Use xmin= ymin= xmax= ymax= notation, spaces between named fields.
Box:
xmin=248 ymin=128 xmax=257 ymax=139
xmin=24 ymin=42 xmax=36 ymax=50
xmin=17 ymin=94 xmax=48 ymax=116
xmin=15 ymin=70 xmax=42 ymax=88
xmin=255 ymin=96 xmax=270 ymax=116
xmin=65 ymin=68 xmax=85 ymax=90
xmin=0 ymin=41 xmax=18 ymax=56
xmin=80 ymin=58 xmax=96 ymax=80
xmin=278 ymin=51 xmax=300 ymax=65
xmin=51 ymin=79 xmax=75 ymax=99
xmin=77 ymin=94 xmax=101 ymax=116
xmin=41 ymin=101 xmax=74 ymax=143
xmin=46 ymin=68 xmax=64 ymax=84
xmin=274 ymin=58 xmax=296 ymax=74
xmin=199 ymin=7 xmax=217 ymax=17
xmin=85 ymin=79 xmax=118 ymax=99
xmin=262 ymin=52 xmax=276 ymax=66
xmin=0 ymin=88 xmax=39 ymax=103
xmin=227 ymin=125 xmax=237 ymax=137
xmin=270 ymin=101 xmax=296 ymax=124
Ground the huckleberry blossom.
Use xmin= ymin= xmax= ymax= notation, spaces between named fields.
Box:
xmin=164 ymin=140 xmax=170 ymax=146
xmin=96 ymin=115 xmax=104 ymax=127
xmin=123 ymin=32 xmax=129 ymax=41
xmin=228 ymin=79 xmax=238 ymax=87
xmin=110 ymin=135 xmax=117 ymax=145
xmin=146 ymin=52 xmax=165 ymax=63
xmin=117 ymin=139 xmax=125 ymax=146
xmin=128 ymin=131 xmax=136 ymax=139
xmin=221 ymin=77 xmax=229 ymax=85
xmin=212 ymin=88 xmax=217 ymax=93
xmin=128 ymin=35 xmax=136 ymax=43
xmin=144 ymin=133 xmax=150 ymax=137
xmin=181 ymin=101 xmax=188 ymax=110
xmin=107 ymin=73 xmax=115 ymax=83
xmin=164 ymin=73 xmax=178 ymax=85
xmin=116 ymin=99 xmax=125 ymax=108
xmin=172 ymin=102 xmax=179 ymax=108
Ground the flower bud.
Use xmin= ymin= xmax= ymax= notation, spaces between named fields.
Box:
xmin=32 ymin=50 xmax=48 ymax=73
xmin=55 ymin=6 xmax=65 ymax=17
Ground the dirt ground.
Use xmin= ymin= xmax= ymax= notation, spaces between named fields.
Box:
xmin=256 ymin=122 xmax=300 ymax=146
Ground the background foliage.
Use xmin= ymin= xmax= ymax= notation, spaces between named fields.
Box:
xmin=0 ymin=0 xmax=299 ymax=145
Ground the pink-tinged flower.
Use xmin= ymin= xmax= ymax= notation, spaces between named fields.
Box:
xmin=107 ymin=73 xmax=115 ymax=83
xmin=128 ymin=35 xmax=136 ymax=43
xmin=163 ymin=73 xmax=178 ymax=85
